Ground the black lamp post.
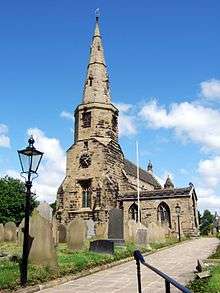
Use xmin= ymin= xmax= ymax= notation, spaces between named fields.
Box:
xmin=175 ymin=203 xmax=181 ymax=242
xmin=17 ymin=136 xmax=43 ymax=286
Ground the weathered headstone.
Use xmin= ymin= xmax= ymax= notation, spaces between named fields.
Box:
xmin=58 ymin=224 xmax=67 ymax=243
xmin=108 ymin=208 xmax=123 ymax=240
xmin=95 ymin=222 xmax=107 ymax=239
xmin=86 ymin=219 xmax=95 ymax=239
xmin=36 ymin=201 xmax=53 ymax=222
xmin=52 ymin=216 xmax=59 ymax=245
xmin=29 ymin=210 xmax=58 ymax=269
xmin=4 ymin=222 xmax=17 ymax=242
xmin=67 ymin=218 xmax=86 ymax=250
xmin=18 ymin=219 xmax=25 ymax=245
xmin=89 ymin=240 xmax=114 ymax=255
xmin=136 ymin=228 xmax=148 ymax=245
xmin=0 ymin=224 xmax=4 ymax=242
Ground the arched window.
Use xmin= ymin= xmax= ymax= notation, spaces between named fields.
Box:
xmin=128 ymin=203 xmax=139 ymax=222
xmin=157 ymin=202 xmax=171 ymax=228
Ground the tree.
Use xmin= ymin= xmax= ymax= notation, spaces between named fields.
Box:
xmin=199 ymin=209 xmax=214 ymax=235
xmin=0 ymin=176 xmax=38 ymax=225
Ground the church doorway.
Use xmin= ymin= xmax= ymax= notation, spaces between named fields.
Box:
xmin=128 ymin=203 xmax=139 ymax=222
xmin=157 ymin=202 xmax=171 ymax=228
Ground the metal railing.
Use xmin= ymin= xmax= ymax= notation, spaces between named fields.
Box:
xmin=134 ymin=250 xmax=192 ymax=293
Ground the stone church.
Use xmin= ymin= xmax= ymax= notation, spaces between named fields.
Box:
xmin=56 ymin=16 xmax=199 ymax=237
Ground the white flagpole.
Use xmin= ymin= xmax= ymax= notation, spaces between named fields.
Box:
xmin=136 ymin=141 xmax=140 ymax=224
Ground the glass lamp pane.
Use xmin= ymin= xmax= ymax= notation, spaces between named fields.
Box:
xmin=31 ymin=153 xmax=42 ymax=173
xmin=19 ymin=152 xmax=31 ymax=173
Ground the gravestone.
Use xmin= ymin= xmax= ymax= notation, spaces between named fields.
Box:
xmin=89 ymin=240 xmax=114 ymax=255
xmin=136 ymin=228 xmax=148 ymax=245
xmin=0 ymin=224 xmax=4 ymax=242
xmin=95 ymin=222 xmax=107 ymax=239
xmin=36 ymin=201 xmax=53 ymax=222
xmin=52 ymin=216 xmax=59 ymax=245
xmin=58 ymin=224 xmax=67 ymax=243
xmin=67 ymin=218 xmax=86 ymax=250
xmin=108 ymin=208 xmax=124 ymax=241
xmin=86 ymin=219 xmax=95 ymax=239
xmin=18 ymin=219 xmax=25 ymax=245
xmin=4 ymin=222 xmax=17 ymax=242
xmin=29 ymin=210 xmax=58 ymax=269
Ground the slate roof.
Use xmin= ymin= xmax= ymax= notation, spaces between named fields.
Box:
xmin=120 ymin=186 xmax=193 ymax=200
xmin=124 ymin=159 xmax=161 ymax=189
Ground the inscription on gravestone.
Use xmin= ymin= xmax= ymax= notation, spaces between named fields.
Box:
xmin=108 ymin=208 xmax=123 ymax=240
xmin=89 ymin=240 xmax=114 ymax=255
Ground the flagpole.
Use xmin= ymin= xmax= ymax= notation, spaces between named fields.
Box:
xmin=136 ymin=141 xmax=140 ymax=224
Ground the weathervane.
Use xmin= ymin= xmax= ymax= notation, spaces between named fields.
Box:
xmin=95 ymin=8 xmax=100 ymax=21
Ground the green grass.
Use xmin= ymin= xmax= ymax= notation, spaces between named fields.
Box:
xmin=0 ymin=238 xmax=178 ymax=291
xmin=188 ymin=242 xmax=220 ymax=293
xmin=188 ymin=265 xmax=220 ymax=293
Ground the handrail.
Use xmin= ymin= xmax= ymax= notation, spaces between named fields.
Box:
xmin=134 ymin=250 xmax=192 ymax=293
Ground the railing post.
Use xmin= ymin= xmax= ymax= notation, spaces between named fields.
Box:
xmin=134 ymin=251 xmax=142 ymax=293
xmin=165 ymin=280 xmax=170 ymax=293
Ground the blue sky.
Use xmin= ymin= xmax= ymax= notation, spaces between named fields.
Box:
xmin=0 ymin=1 xmax=220 ymax=211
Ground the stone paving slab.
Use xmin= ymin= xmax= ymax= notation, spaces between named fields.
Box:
xmin=41 ymin=238 xmax=219 ymax=293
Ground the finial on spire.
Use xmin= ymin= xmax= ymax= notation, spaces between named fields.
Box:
xmin=147 ymin=160 xmax=153 ymax=173
xmin=95 ymin=8 xmax=100 ymax=22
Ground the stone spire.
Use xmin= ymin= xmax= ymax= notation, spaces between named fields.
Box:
xmin=82 ymin=15 xmax=111 ymax=104
xmin=164 ymin=175 xmax=174 ymax=189
xmin=147 ymin=160 xmax=153 ymax=174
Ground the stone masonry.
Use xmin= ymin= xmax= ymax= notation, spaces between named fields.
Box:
xmin=55 ymin=16 xmax=199 ymax=238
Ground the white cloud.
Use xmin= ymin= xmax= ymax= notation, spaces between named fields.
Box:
xmin=138 ymin=93 xmax=220 ymax=212
xmin=198 ymin=156 xmax=220 ymax=188
xmin=139 ymin=99 xmax=220 ymax=151
xmin=60 ymin=111 xmax=73 ymax=120
xmin=115 ymin=103 xmax=137 ymax=137
xmin=0 ymin=124 xmax=10 ymax=148
xmin=200 ymin=79 xmax=220 ymax=100
xmin=25 ymin=128 xmax=66 ymax=203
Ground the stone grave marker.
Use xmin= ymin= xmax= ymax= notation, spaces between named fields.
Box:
xmin=89 ymin=240 xmax=114 ymax=255
xmin=18 ymin=219 xmax=25 ymax=245
xmin=58 ymin=224 xmax=67 ymax=243
xmin=52 ymin=216 xmax=59 ymax=245
xmin=36 ymin=201 xmax=53 ymax=222
xmin=29 ymin=210 xmax=58 ymax=269
xmin=95 ymin=222 xmax=107 ymax=239
xmin=108 ymin=208 xmax=124 ymax=241
xmin=67 ymin=218 xmax=86 ymax=250
xmin=136 ymin=228 xmax=148 ymax=245
xmin=0 ymin=224 xmax=4 ymax=242
xmin=86 ymin=219 xmax=95 ymax=239
xmin=4 ymin=222 xmax=17 ymax=242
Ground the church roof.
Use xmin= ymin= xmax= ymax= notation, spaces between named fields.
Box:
xmin=120 ymin=185 xmax=194 ymax=200
xmin=124 ymin=159 xmax=161 ymax=189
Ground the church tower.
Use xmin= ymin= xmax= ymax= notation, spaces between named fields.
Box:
xmin=56 ymin=16 xmax=125 ymax=223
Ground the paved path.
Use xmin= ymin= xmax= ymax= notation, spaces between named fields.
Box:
xmin=42 ymin=238 xmax=219 ymax=293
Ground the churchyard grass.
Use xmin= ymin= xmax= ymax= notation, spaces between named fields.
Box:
xmin=0 ymin=238 xmax=179 ymax=291
xmin=188 ymin=242 xmax=220 ymax=293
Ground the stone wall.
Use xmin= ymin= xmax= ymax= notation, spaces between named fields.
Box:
xmin=123 ymin=194 xmax=198 ymax=237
